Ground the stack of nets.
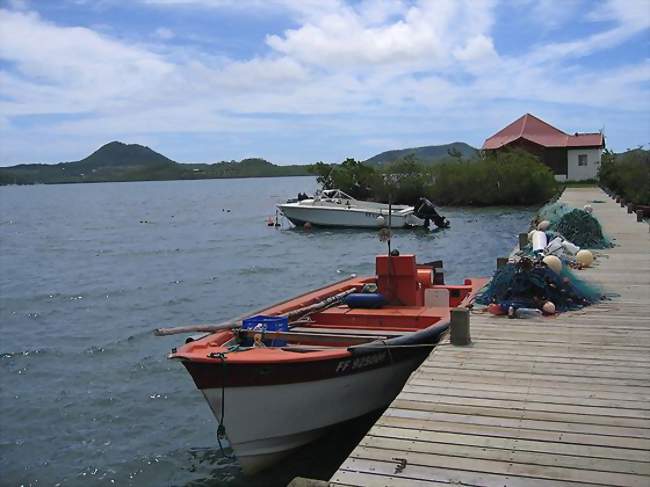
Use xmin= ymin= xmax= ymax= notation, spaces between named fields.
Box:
xmin=475 ymin=258 xmax=602 ymax=312
xmin=537 ymin=202 xmax=612 ymax=249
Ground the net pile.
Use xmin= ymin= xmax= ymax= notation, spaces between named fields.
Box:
xmin=537 ymin=202 xmax=612 ymax=249
xmin=476 ymin=258 xmax=602 ymax=312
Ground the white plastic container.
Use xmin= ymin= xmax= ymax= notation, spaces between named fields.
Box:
xmin=514 ymin=308 xmax=543 ymax=318
xmin=561 ymin=240 xmax=580 ymax=255
xmin=531 ymin=231 xmax=548 ymax=252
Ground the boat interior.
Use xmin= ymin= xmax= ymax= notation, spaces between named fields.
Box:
xmin=174 ymin=255 xmax=486 ymax=361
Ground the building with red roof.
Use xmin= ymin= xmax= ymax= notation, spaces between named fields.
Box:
xmin=482 ymin=113 xmax=605 ymax=181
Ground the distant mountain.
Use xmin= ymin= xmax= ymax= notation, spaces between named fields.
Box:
xmin=69 ymin=141 xmax=176 ymax=169
xmin=0 ymin=142 xmax=313 ymax=185
xmin=364 ymin=142 xmax=478 ymax=166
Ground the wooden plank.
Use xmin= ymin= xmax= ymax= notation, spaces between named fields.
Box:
xmin=359 ymin=435 xmax=650 ymax=475
xmin=385 ymin=407 xmax=650 ymax=442
xmin=376 ymin=415 xmax=650 ymax=450
xmin=434 ymin=348 xmax=650 ymax=366
xmin=418 ymin=361 xmax=650 ymax=380
xmin=336 ymin=457 xmax=602 ymax=487
xmin=349 ymin=446 xmax=649 ymax=487
xmin=290 ymin=326 xmax=409 ymax=337
xmin=368 ymin=425 xmax=650 ymax=462
xmin=331 ymin=469 xmax=451 ymax=487
xmin=391 ymin=398 xmax=650 ymax=430
xmin=402 ymin=383 xmax=650 ymax=410
xmin=414 ymin=366 xmax=650 ymax=386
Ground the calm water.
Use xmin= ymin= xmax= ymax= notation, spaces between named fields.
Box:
xmin=0 ymin=177 xmax=535 ymax=486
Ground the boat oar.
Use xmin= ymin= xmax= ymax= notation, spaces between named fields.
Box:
xmin=153 ymin=322 xmax=237 ymax=336
xmin=153 ymin=288 xmax=356 ymax=337
xmin=283 ymin=288 xmax=356 ymax=323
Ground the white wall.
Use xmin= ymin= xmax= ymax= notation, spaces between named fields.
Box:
xmin=567 ymin=148 xmax=602 ymax=181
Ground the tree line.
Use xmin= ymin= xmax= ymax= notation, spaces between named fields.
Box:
xmin=309 ymin=149 xmax=559 ymax=206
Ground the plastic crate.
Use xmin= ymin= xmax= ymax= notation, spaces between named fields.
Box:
xmin=242 ymin=315 xmax=289 ymax=347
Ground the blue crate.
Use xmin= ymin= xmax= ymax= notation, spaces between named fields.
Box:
xmin=242 ymin=315 xmax=289 ymax=347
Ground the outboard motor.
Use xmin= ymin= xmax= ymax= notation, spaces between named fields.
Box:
xmin=415 ymin=197 xmax=450 ymax=229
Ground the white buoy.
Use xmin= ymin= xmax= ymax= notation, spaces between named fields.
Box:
xmin=584 ymin=204 xmax=593 ymax=214
xmin=531 ymin=230 xmax=548 ymax=252
xmin=576 ymin=249 xmax=594 ymax=267
xmin=542 ymin=255 xmax=562 ymax=274
xmin=537 ymin=220 xmax=551 ymax=231
xmin=542 ymin=301 xmax=556 ymax=315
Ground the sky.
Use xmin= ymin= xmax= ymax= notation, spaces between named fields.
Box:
xmin=0 ymin=0 xmax=649 ymax=165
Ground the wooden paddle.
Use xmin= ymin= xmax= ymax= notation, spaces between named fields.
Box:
xmin=153 ymin=287 xmax=356 ymax=336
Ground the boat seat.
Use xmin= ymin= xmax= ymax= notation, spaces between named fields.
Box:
xmin=291 ymin=326 xmax=409 ymax=338
xmin=311 ymin=305 xmax=449 ymax=331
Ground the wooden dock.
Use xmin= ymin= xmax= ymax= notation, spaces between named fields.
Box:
xmin=330 ymin=187 xmax=650 ymax=487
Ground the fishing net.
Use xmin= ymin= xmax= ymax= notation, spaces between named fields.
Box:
xmin=536 ymin=202 xmax=613 ymax=249
xmin=475 ymin=258 xmax=603 ymax=312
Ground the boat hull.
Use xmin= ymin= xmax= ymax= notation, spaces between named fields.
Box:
xmin=278 ymin=204 xmax=422 ymax=228
xmin=196 ymin=349 xmax=429 ymax=474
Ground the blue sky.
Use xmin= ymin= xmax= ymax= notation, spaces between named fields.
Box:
xmin=0 ymin=0 xmax=648 ymax=165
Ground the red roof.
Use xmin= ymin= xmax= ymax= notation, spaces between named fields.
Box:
xmin=482 ymin=113 xmax=604 ymax=150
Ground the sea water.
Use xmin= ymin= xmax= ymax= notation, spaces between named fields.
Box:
xmin=0 ymin=177 xmax=535 ymax=486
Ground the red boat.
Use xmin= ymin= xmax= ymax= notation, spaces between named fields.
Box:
xmin=169 ymin=254 xmax=486 ymax=473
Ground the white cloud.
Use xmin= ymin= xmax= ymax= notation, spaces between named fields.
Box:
xmin=266 ymin=0 xmax=497 ymax=71
xmin=0 ymin=0 xmax=649 ymax=163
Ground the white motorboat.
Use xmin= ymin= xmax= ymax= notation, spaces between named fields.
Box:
xmin=278 ymin=189 xmax=428 ymax=228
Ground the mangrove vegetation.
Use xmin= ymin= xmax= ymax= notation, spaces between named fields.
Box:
xmin=599 ymin=147 xmax=650 ymax=205
xmin=310 ymin=149 xmax=559 ymax=206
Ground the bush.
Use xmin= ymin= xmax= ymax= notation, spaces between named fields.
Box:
xmin=311 ymin=149 xmax=559 ymax=206
xmin=428 ymin=149 xmax=558 ymax=205
xmin=599 ymin=148 xmax=650 ymax=205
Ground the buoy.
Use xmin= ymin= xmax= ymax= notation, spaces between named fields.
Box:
xmin=576 ymin=249 xmax=594 ymax=267
xmin=303 ymin=222 xmax=312 ymax=230
xmin=542 ymin=301 xmax=556 ymax=315
xmin=542 ymin=255 xmax=562 ymax=274
xmin=583 ymin=204 xmax=593 ymax=214
xmin=487 ymin=303 xmax=505 ymax=315
xmin=537 ymin=220 xmax=551 ymax=231
xmin=376 ymin=215 xmax=386 ymax=226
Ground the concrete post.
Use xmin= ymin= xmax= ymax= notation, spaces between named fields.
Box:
xmin=620 ymin=199 xmax=626 ymax=208
xmin=627 ymin=204 xmax=634 ymax=214
xmin=497 ymin=257 xmax=508 ymax=269
xmin=637 ymin=210 xmax=645 ymax=223
xmin=450 ymin=308 xmax=471 ymax=346
xmin=518 ymin=233 xmax=528 ymax=251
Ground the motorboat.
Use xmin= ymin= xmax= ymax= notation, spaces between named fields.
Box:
xmin=277 ymin=189 xmax=448 ymax=228
xmin=165 ymin=253 xmax=485 ymax=473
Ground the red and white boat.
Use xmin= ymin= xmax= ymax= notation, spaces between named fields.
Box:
xmin=169 ymin=254 xmax=485 ymax=473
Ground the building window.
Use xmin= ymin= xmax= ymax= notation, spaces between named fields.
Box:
xmin=578 ymin=154 xmax=588 ymax=166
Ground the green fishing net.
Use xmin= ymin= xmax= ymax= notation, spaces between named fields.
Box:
xmin=475 ymin=258 xmax=603 ymax=312
xmin=537 ymin=202 xmax=613 ymax=249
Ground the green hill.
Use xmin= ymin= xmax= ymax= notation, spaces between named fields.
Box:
xmin=70 ymin=141 xmax=176 ymax=169
xmin=364 ymin=142 xmax=478 ymax=166
xmin=0 ymin=142 xmax=313 ymax=185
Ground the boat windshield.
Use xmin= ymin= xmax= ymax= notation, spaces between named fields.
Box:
xmin=320 ymin=189 xmax=354 ymax=200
